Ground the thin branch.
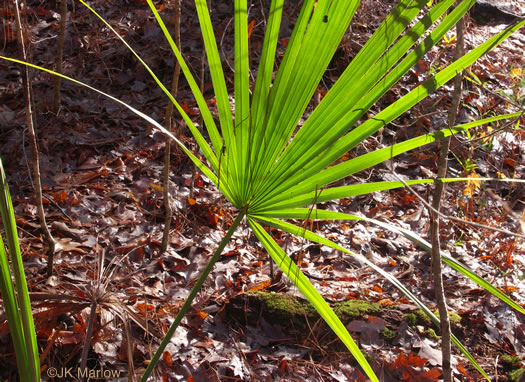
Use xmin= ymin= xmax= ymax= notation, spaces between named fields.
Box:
xmin=430 ymin=12 xmax=467 ymax=381
xmin=53 ymin=0 xmax=67 ymax=111
xmin=13 ymin=0 xmax=56 ymax=277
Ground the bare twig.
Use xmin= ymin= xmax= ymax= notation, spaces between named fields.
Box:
xmin=13 ymin=0 xmax=56 ymax=277
xmin=53 ymin=0 xmax=67 ymax=111
xmin=161 ymin=0 xmax=182 ymax=254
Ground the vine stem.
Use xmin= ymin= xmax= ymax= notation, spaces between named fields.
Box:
xmin=141 ymin=211 xmax=246 ymax=382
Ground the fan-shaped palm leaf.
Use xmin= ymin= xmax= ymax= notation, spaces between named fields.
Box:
xmin=2 ymin=0 xmax=524 ymax=380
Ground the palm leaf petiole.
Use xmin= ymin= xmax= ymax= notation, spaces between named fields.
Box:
xmin=140 ymin=211 xmax=246 ymax=382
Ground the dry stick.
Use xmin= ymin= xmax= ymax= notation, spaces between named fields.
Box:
xmin=160 ymin=0 xmax=182 ymax=254
xmin=13 ymin=0 xmax=56 ymax=277
xmin=53 ymin=0 xmax=67 ymax=111
xmin=431 ymin=14 xmax=465 ymax=382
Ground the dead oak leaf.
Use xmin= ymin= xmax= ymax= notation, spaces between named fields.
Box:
xmin=389 ymin=352 xmax=441 ymax=382
xmin=55 ymin=237 xmax=86 ymax=254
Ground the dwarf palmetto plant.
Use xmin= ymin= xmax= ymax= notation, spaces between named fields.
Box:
xmin=1 ymin=0 xmax=525 ymax=380
xmin=0 ymin=159 xmax=40 ymax=382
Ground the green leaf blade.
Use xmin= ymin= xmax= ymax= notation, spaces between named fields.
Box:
xmin=0 ymin=159 xmax=40 ymax=382
xmin=248 ymin=217 xmax=379 ymax=382
xmin=254 ymin=214 xmax=490 ymax=380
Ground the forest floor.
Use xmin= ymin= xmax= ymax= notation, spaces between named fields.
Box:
xmin=0 ymin=0 xmax=524 ymax=381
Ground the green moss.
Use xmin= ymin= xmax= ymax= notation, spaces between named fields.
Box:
xmin=499 ymin=353 xmax=524 ymax=381
xmin=501 ymin=354 xmax=522 ymax=369
xmin=434 ymin=310 xmax=462 ymax=327
xmin=425 ymin=328 xmax=440 ymax=341
xmin=332 ymin=300 xmax=381 ymax=322
xmin=509 ymin=368 xmax=524 ymax=382
xmin=404 ymin=309 xmax=431 ymax=327
xmin=248 ymin=292 xmax=382 ymax=334
xmin=416 ymin=309 xmax=432 ymax=325
xmin=404 ymin=309 xmax=462 ymax=329
xmin=380 ymin=327 xmax=396 ymax=343
xmin=251 ymin=291 xmax=318 ymax=330
xmin=404 ymin=312 xmax=417 ymax=326
xmin=449 ymin=311 xmax=462 ymax=326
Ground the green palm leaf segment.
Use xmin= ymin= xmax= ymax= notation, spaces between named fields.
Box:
xmin=2 ymin=0 xmax=524 ymax=380
xmin=248 ymin=217 xmax=378 ymax=378
xmin=252 ymin=213 xmax=493 ymax=379
xmin=0 ymin=159 xmax=40 ymax=382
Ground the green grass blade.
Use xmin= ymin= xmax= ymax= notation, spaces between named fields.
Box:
xmin=441 ymin=256 xmax=525 ymax=315
xmin=234 ymin=0 xmax=251 ymax=203
xmin=313 ymin=18 xmax=525 ymax=177
xmin=247 ymin=0 xmax=285 ymax=202
xmin=266 ymin=179 xmax=435 ymax=211
xmin=250 ymin=0 xmax=284 ymax=141
xmin=0 ymin=238 xmax=31 ymax=381
xmin=246 ymin=0 xmax=315 ymax=194
xmin=255 ymin=112 xmax=521 ymax=210
xmin=264 ymin=177 xmax=524 ymax=211
xmin=251 ymin=0 xmax=465 ymax=205
xmin=441 ymin=177 xmax=525 ymax=185
xmin=194 ymin=0 xmax=240 ymax=204
xmin=359 ymin=216 xmax=525 ymax=316
xmin=0 ymin=159 xmax=39 ymax=382
xmin=270 ymin=0 xmax=434 ymax=171
xmin=194 ymin=0 xmax=234 ymax=137
xmin=248 ymin=217 xmax=379 ymax=382
xmin=247 ymin=1 xmax=360 ymax=202
xmin=140 ymin=211 xmax=246 ymax=381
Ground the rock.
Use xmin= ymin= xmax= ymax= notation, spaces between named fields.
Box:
xmin=470 ymin=0 xmax=524 ymax=26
